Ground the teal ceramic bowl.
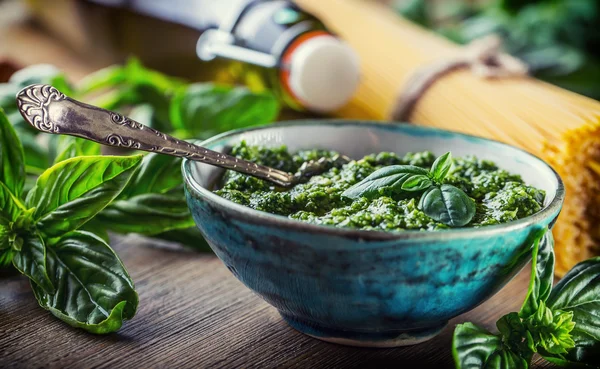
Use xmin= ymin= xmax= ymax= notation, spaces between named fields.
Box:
xmin=182 ymin=120 xmax=564 ymax=348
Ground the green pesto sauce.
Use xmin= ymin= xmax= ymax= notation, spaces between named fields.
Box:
xmin=214 ymin=142 xmax=546 ymax=231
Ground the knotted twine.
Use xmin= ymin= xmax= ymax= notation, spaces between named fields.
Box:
xmin=390 ymin=34 xmax=529 ymax=122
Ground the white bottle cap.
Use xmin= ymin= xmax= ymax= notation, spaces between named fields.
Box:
xmin=286 ymin=35 xmax=360 ymax=113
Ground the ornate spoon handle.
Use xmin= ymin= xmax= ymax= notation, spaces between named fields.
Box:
xmin=16 ymin=84 xmax=295 ymax=187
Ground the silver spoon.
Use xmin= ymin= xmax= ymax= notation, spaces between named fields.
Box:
xmin=16 ymin=84 xmax=349 ymax=187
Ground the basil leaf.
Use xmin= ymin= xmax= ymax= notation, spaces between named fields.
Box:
xmin=53 ymin=142 xmax=78 ymax=164
xmin=120 ymin=153 xmax=182 ymax=198
xmin=453 ymin=322 xmax=528 ymax=369
xmin=79 ymin=219 xmax=110 ymax=244
xmin=0 ymin=109 xmax=25 ymax=196
xmin=400 ymin=174 xmax=433 ymax=191
xmin=76 ymin=65 xmax=127 ymax=95
xmin=547 ymin=257 xmax=600 ymax=342
xmin=169 ymin=83 xmax=280 ymax=137
xmin=0 ymin=225 xmax=7 ymax=250
xmin=96 ymin=192 xmax=194 ymax=236
xmin=0 ymin=181 xmax=23 ymax=225
xmin=342 ymin=165 xmax=429 ymax=199
xmin=0 ymin=247 xmax=15 ymax=267
xmin=497 ymin=312 xmax=536 ymax=358
xmin=12 ymin=233 xmax=54 ymax=294
xmin=519 ymin=228 xmax=553 ymax=319
xmin=419 ymin=184 xmax=475 ymax=227
xmin=430 ymin=152 xmax=453 ymax=181
xmin=17 ymin=128 xmax=50 ymax=172
xmin=26 ymin=155 xmax=142 ymax=238
xmin=541 ymin=334 xmax=600 ymax=367
xmin=31 ymin=231 xmax=137 ymax=334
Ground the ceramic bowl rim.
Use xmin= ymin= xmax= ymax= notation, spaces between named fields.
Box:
xmin=182 ymin=120 xmax=565 ymax=241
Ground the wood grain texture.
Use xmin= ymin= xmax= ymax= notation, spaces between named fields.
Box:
xmin=1 ymin=235 xmax=557 ymax=369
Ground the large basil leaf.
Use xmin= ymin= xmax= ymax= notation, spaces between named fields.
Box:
xmin=547 ymin=257 xmax=600 ymax=342
xmin=31 ymin=231 xmax=137 ymax=334
xmin=96 ymin=192 xmax=194 ymax=236
xmin=12 ymin=233 xmax=54 ymax=294
xmin=169 ymin=83 xmax=280 ymax=137
xmin=419 ymin=184 xmax=475 ymax=227
xmin=519 ymin=228 xmax=554 ymax=319
xmin=0 ymin=109 xmax=25 ymax=196
xmin=452 ymin=322 xmax=528 ymax=369
xmin=26 ymin=155 xmax=142 ymax=238
xmin=342 ymin=165 xmax=429 ymax=199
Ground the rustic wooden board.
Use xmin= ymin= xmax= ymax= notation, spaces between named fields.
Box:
xmin=1 ymin=235 xmax=556 ymax=368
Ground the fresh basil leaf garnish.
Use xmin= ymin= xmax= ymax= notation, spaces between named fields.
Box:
xmin=418 ymin=184 xmax=475 ymax=227
xmin=26 ymin=155 xmax=142 ymax=238
xmin=31 ymin=231 xmax=138 ymax=334
xmin=342 ymin=165 xmax=429 ymax=199
xmin=400 ymin=174 xmax=433 ymax=191
xmin=430 ymin=151 xmax=453 ymax=182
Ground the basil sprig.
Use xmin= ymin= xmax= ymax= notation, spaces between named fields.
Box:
xmin=342 ymin=152 xmax=475 ymax=227
xmin=453 ymin=229 xmax=600 ymax=368
xmin=0 ymin=109 xmax=141 ymax=333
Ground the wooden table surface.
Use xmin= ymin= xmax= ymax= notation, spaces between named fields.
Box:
xmin=0 ymin=5 xmax=556 ymax=368
xmin=1 ymin=235 xmax=555 ymax=369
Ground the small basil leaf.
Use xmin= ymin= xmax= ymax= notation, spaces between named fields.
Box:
xmin=96 ymin=192 xmax=194 ymax=236
xmin=430 ymin=152 xmax=453 ymax=181
xmin=31 ymin=231 xmax=137 ymax=334
xmin=0 ymin=181 xmax=24 ymax=225
xmin=342 ymin=165 xmax=429 ymax=199
xmin=400 ymin=174 xmax=433 ymax=192
xmin=0 ymin=247 xmax=15 ymax=267
xmin=453 ymin=322 xmax=528 ymax=369
xmin=26 ymin=155 xmax=142 ymax=238
xmin=0 ymin=225 xmax=9 ymax=250
xmin=497 ymin=312 xmax=535 ymax=359
xmin=519 ymin=228 xmax=553 ymax=319
xmin=541 ymin=333 xmax=600 ymax=367
xmin=169 ymin=83 xmax=280 ymax=137
xmin=419 ymin=184 xmax=475 ymax=227
xmin=12 ymin=233 xmax=54 ymax=294
xmin=547 ymin=257 xmax=600 ymax=342
xmin=0 ymin=109 xmax=25 ymax=196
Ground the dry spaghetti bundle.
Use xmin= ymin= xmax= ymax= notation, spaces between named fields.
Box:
xmin=296 ymin=0 xmax=600 ymax=276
